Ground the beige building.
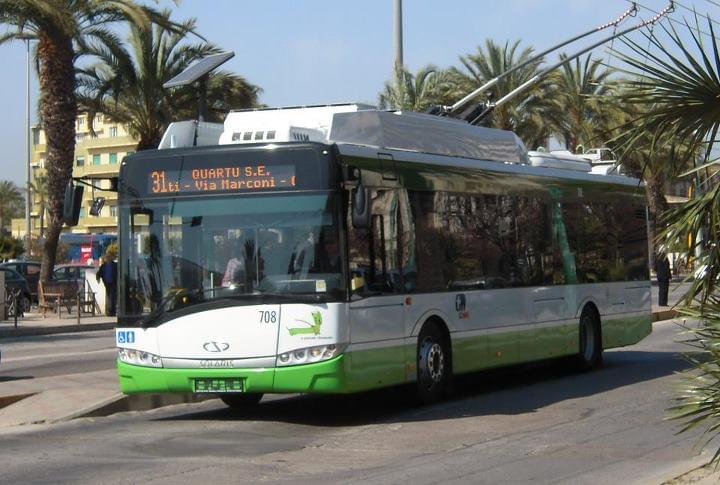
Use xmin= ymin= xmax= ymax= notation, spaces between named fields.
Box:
xmin=12 ymin=113 xmax=138 ymax=238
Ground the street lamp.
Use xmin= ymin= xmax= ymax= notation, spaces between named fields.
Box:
xmin=17 ymin=32 xmax=33 ymax=252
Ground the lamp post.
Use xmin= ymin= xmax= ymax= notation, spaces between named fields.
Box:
xmin=17 ymin=33 xmax=33 ymax=252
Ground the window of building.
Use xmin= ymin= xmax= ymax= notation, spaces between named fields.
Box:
xmin=32 ymin=130 xmax=40 ymax=146
xmin=79 ymin=208 xmax=86 ymax=218
xmin=109 ymin=153 xmax=118 ymax=164
xmin=78 ymin=117 xmax=85 ymax=127
xmin=76 ymin=133 xmax=86 ymax=143
xmin=92 ymin=154 xmax=101 ymax=165
xmin=109 ymin=126 xmax=118 ymax=137
xmin=110 ymin=206 xmax=117 ymax=217
xmin=76 ymin=156 xmax=85 ymax=167
xmin=126 ymin=151 xmax=134 ymax=156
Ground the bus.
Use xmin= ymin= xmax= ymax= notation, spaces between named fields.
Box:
xmin=60 ymin=233 xmax=116 ymax=265
xmin=110 ymin=104 xmax=651 ymax=407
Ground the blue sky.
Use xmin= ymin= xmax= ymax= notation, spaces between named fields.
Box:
xmin=0 ymin=0 xmax=713 ymax=184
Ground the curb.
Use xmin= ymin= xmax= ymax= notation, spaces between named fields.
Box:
xmin=0 ymin=322 xmax=115 ymax=338
xmin=69 ymin=392 xmax=212 ymax=421
xmin=0 ymin=393 xmax=34 ymax=410
xmin=653 ymin=309 xmax=679 ymax=322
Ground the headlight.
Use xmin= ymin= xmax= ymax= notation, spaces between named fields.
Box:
xmin=118 ymin=348 xmax=163 ymax=368
xmin=277 ymin=344 xmax=346 ymax=366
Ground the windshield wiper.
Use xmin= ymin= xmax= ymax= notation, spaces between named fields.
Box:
xmin=139 ymin=287 xmax=219 ymax=327
xmin=253 ymin=290 xmax=336 ymax=302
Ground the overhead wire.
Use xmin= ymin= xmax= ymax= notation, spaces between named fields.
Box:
xmin=673 ymin=0 xmax=720 ymax=30
xmin=625 ymin=0 xmax=714 ymax=38
xmin=700 ymin=0 xmax=720 ymax=11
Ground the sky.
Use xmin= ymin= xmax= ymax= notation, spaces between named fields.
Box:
xmin=0 ymin=0 xmax=716 ymax=185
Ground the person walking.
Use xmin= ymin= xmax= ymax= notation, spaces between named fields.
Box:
xmin=654 ymin=253 xmax=671 ymax=307
xmin=97 ymin=253 xmax=118 ymax=316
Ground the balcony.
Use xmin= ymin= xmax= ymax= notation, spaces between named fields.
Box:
xmin=74 ymin=164 xmax=121 ymax=178
xmin=78 ymin=216 xmax=117 ymax=229
xmin=78 ymin=135 xmax=136 ymax=150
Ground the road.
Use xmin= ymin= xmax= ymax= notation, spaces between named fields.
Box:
xmin=0 ymin=319 xmax=709 ymax=485
xmin=0 ymin=329 xmax=116 ymax=380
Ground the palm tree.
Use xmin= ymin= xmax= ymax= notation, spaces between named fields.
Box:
xmin=0 ymin=0 xmax=180 ymax=283
xmin=378 ymin=65 xmax=459 ymax=112
xmin=0 ymin=181 xmax=23 ymax=232
xmin=612 ymin=18 xmax=720 ymax=460
xmin=77 ymin=12 xmax=262 ymax=151
xmin=549 ymin=54 xmax=621 ymax=153
xmin=29 ymin=173 xmax=49 ymax=237
xmin=451 ymin=39 xmax=557 ymax=149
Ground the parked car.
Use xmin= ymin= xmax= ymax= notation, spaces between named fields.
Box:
xmin=52 ymin=264 xmax=96 ymax=285
xmin=0 ymin=261 xmax=40 ymax=303
xmin=0 ymin=267 xmax=32 ymax=315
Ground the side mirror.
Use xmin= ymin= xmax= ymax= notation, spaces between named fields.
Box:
xmin=62 ymin=182 xmax=84 ymax=226
xmin=351 ymin=185 xmax=371 ymax=229
xmin=90 ymin=197 xmax=106 ymax=216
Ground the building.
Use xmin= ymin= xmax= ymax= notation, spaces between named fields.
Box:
xmin=12 ymin=113 xmax=138 ymax=238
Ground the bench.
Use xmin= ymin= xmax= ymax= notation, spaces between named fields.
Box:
xmin=38 ymin=280 xmax=83 ymax=317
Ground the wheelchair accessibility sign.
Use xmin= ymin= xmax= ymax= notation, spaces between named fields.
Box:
xmin=117 ymin=330 xmax=135 ymax=344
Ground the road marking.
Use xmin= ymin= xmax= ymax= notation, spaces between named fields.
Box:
xmin=1 ymin=348 xmax=116 ymax=363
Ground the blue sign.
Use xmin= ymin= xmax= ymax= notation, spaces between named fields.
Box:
xmin=117 ymin=331 xmax=135 ymax=344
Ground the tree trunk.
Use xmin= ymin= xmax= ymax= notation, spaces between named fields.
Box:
xmin=37 ymin=33 xmax=76 ymax=284
xmin=645 ymin=173 xmax=668 ymax=251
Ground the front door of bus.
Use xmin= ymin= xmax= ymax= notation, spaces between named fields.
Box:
xmin=348 ymin=189 xmax=406 ymax=389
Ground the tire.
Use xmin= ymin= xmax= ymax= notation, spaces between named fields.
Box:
xmin=220 ymin=393 xmax=263 ymax=409
xmin=416 ymin=323 xmax=451 ymax=404
xmin=577 ymin=309 xmax=602 ymax=371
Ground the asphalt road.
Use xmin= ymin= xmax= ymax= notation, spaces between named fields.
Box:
xmin=0 ymin=329 xmax=116 ymax=381
xmin=0 ymin=319 xmax=709 ymax=485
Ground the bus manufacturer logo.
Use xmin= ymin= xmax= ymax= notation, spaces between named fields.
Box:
xmin=203 ymin=341 xmax=230 ymax=353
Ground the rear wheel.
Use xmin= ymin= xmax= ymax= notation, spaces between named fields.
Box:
xmin=220 ymin=393 xmax=263 ymax=409
xmin=577 ymin=310 xmax=602 ymax=371
xmin=416 ymin=323 xmax=450 ymax=404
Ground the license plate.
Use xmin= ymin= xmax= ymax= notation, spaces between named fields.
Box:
xmin=194 ymin=378 xmax=244 ymax=393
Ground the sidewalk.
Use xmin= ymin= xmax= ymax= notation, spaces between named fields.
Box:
xmin=0 ymin=310 xmax=116 ymax=338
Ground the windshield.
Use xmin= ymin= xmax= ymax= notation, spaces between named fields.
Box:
xmin=119 ymin=192 xmax=345 ymax=320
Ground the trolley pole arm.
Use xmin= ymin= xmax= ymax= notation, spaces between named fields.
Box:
xmin=471 ymin=1 xmax=674 ymax=125
xmin=446 ymin=3 xmax=638 ymax=116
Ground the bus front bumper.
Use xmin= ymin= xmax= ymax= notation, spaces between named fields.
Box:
xmin=117 ymin=354 xmax=349 ymax=395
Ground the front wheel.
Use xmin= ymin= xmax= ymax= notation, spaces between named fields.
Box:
xmin=577 ymin=310 xmax=602 ymax=371
xmin=220 ymin=393 xmax=263 ymax=409
xmin=416 ymin=323 xmax=451 ymax=404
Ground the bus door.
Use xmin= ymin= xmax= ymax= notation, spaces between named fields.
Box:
xmin=348 ymin=188 xmax=406 ymax=388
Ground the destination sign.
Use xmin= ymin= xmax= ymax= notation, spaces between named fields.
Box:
xmin=148 ymin=164 xmax=297 ymax=194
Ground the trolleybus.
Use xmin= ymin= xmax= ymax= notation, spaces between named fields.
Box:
xmin=108 ymin=104 xmax=651 ymax=406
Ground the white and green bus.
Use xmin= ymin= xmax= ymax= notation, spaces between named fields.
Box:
xmin=111 ymin=104 xmax=651 ymax=406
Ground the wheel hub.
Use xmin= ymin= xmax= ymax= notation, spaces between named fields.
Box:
xmin=420 ymin=339 xmax=445 ymax=387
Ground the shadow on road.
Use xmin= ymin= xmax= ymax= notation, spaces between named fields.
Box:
xmin=0 ymin=375 xmax=33 ymax=383
xmin=158 ymin=348 xmax=692 ymax=427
